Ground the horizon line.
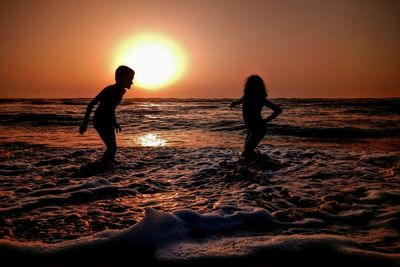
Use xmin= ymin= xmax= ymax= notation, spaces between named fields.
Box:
xmin=0 ymin=96 xmax=399 ymax=100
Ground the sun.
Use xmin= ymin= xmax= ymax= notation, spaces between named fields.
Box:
xmin=113 ymin=33 xmax=186 ymax=89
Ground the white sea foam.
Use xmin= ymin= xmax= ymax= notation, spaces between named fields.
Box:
xmin=1 ymin=208 xmax=399 ymax=266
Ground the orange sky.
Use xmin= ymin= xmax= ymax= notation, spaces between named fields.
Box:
xmin=0 ymin=0 xmax=399 ymax=98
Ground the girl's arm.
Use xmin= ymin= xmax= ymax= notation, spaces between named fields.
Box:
xmin=263 ymin=99 xmax=282 ymax=122
xmin=230 ymin=96 xmax=244 ymax=109
xmin=79 ymin=92 xmax=102 ymax=134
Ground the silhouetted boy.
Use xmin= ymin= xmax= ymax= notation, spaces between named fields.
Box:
xmin=79 ymin=65 xmax=135 ymax=165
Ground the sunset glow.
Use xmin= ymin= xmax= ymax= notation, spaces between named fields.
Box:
xmin=137 ymin=133 xmax=166 ymax=147
xmin=113 ymin=33 xmax=186 ymax=90
xmin=0 ymin=1 xmax=399 ymax=98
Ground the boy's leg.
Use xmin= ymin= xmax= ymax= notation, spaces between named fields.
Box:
xmin=96 ymin=126 xmax=117 ymax=163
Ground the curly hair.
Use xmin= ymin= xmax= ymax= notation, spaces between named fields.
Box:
xmin=244 ymin=75 xmax=268 ymax=98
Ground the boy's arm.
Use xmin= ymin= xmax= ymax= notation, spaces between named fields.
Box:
xmin=230 ymin=96 xmax=244 ymax=108
xmin=112 ymin=112 xmax=121 ymax=133
xmin=263 ymin=99 xmax=282 ymax=123
xmin=113 ymin=90 xmax=126 ymax=133
xmin=79 ymin=92 xmax=102 ymax=134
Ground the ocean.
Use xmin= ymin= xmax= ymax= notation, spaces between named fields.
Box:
xmin=0 ymin=98 xmax=399 ymax=266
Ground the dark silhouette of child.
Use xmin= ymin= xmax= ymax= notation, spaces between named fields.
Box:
xmin=230 ymin=75 xmax=282 ymax=159
xmin=79 ymin=65 xmax=135 ymax=165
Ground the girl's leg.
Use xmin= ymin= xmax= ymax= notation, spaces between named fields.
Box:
xmin=243 ymin=130 xmax=254 ymax=157
xmin=96 ymin=126 xmax=117 ymax=163
xmin=244 ymin=130 xmax=251 ymax=151
xmin=243 ymin=126 xmax=267 ymax=158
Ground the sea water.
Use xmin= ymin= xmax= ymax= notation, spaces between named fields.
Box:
xmin=0 ymin=98 xmax=399 ymax=266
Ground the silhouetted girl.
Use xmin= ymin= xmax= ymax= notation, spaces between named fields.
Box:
xmin=230 ymin=75 xmax=282 ymax=159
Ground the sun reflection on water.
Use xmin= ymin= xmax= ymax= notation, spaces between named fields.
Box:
xmin=138 ymin=133 xmax=167 ymax=147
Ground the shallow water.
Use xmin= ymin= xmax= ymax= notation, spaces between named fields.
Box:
xmin=0 ymin=98 xmax=399 ymax=266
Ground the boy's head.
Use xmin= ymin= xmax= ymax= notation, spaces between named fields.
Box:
xmin=115 ymin=65 xmax=135 ymax=89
